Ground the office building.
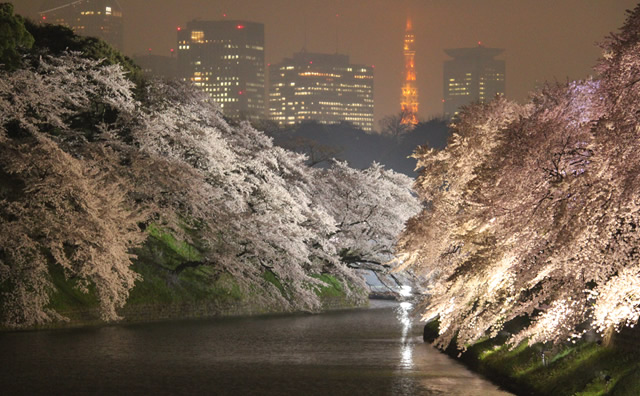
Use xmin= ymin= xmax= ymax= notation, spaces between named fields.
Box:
xmin=177 ymin=20 xmax=265 ymax=121
xmin=39 ymin=0 xmax=124 ymax=51
xmin=269 ymin=51 xmax=374 ymax=132
xmin=443 ymin=44 xmax=505 ymax=119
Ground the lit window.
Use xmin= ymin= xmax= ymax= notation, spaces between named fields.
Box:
xmin=191 ymin=31 xmax=205 ymax=43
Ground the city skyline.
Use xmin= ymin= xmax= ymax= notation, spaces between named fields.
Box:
xmin=14 ymin=0 xmax=637 ymax=125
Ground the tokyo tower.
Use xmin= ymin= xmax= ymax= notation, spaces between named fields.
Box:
xmin=400 ymin=18 xmax=418 ymax=126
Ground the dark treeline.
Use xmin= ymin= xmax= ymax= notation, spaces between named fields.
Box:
xmin=262 ymin=119 xmax=451 ymax=177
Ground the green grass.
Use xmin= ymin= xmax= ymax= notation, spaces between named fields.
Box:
xmin=9 ymin=224 xmax=367 ymax=329
xmin=310 ymin=273 xmax=345 ymax=298
xmin=438 ymin=324 xmax=640 ymax=396
xmin=262 ymin=270 xmax=287 ymax=297
xmin=146 ymin=223 xmax=202 ymax=262
xmin=126 ymin=225 xmax=243 ymax=306
xmin=45 ymin=263 xmax=100 ymax=321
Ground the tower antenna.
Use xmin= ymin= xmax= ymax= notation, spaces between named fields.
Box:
xmin=400 ymin=17 xmax=419 ymax=127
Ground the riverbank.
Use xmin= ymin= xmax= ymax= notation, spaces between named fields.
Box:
xmin=1 ymin=228 xmax=367 ymax=332
xmin=423 ymin=320 xmax=640 ymax=395
xmin=7 ymin=265 xmax=366 ymax=333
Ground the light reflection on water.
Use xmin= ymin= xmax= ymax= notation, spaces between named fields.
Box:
xmin=396 ymin=301 xmax=414 ymax=370
xmin=0 ymin=300 xmax=513 ymax=395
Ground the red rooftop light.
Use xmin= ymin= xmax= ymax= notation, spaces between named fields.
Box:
xmin=177 ymin=26 xmax=181 ymax=31
xmin=236 ymin=24 xmax=245 ymax=29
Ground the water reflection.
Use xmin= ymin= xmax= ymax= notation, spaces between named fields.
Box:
xmin=0 ymin=301 xmax=513 ymax=395
xmin=391 ymin=300 xmax=513 ymax=396
xmin=396 ymin=301 xmax=414 ymax=370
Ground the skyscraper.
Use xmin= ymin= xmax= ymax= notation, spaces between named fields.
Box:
xmin=269 ymin=51 xmax=374 ymax=132
xmin=400 ymin=18 xmax=418 ymax=126
xmin=443 ymin=44 xmax=506 ymax=119
xmin=39 ymin=0 xmax=124 ymax=51
xmin=177 ymin=20 xmax=265 ymax=121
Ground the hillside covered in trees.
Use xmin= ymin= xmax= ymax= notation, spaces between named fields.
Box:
xmin=0 ymin=4 xmax=420 ymax=328
xmin=398 ymin=5 xmax=640 ymax=351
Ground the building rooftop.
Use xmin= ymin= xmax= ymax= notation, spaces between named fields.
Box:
xmin=444 ymin=45 xmax=504 ymax=59
xmin=279 ymin=51 xmax=351 ymax=66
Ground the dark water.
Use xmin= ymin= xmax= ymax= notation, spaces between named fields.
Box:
xmin=0 ymin=300 xmax=512 ymax=395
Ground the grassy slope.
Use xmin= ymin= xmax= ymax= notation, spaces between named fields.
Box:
xmin=423 ymin=320 xmax=640 ymax=396
xmin=42 ymin=225 xmax=366 ymax=328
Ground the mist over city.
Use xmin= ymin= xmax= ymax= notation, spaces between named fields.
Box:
xmin=2 ymin=1 xmax=640 ymax=395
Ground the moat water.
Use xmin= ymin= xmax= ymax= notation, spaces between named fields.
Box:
xmin=0 ymin=300 xmax=512 ymax=395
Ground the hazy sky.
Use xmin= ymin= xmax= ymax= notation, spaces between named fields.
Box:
xmin=14 ymin=0 xmax=638 ymax=124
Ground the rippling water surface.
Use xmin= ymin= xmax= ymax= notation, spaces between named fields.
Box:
xmin=0 ymin=300 xmax=512 ymax=395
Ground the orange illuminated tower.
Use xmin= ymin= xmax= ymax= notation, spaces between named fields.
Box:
xmin=401 ymin=18 xmax=418 ymax=126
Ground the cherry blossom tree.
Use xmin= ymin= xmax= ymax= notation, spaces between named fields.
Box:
xmin=397 ymin=5 xmax=640 ymax=348
xmin=317 ymin=161 xmax=421 ymax=270
xmin=1 ymin=49 xmax=419 ymax=326
xmin=0 ymin=55 xmax=143 ymax=326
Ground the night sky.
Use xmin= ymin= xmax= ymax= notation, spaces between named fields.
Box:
xmin=14 ymin=0 xmax=638 ymax=124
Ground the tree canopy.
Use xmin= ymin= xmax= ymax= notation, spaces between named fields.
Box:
xmin=397 ymin=5 xmax=640 ymax=349
xmin=0 ymin=49 xmax=419 ymax=327
xmin=0 ymin=3 xmax=34 ymax=70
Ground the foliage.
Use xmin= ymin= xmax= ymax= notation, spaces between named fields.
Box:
xmin=0 ymin=45 xmax=418 ymax=326
xmin=468 ymin=337 xmax=638 ymax=396
xmin=0 ymin=54 xmax=143 ymax=326
xmin=23 ymin=19 xmax=143 ymax=88
xmin=311 ymin=273 xmax=345 ymax=298
xmin=377 ymin=110 xmax=415 ymax=139
xmin=0 ymin=3 xmax=34 ymax=71
xmin=318 ymin=161 xmax=421 ymax=269
xmin=398 ymin=6 xmax=640 ymax=349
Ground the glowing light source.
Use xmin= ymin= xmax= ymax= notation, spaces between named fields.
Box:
xmin=399 ymin=286 xmax=412 ymax=298
xmin=236 ymin=24 xmax=245 ymax=29
xmin=401 ymin=17 xmax=418 ymax=126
